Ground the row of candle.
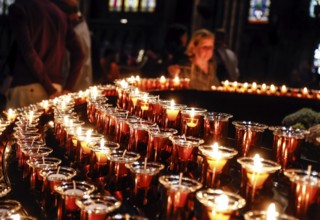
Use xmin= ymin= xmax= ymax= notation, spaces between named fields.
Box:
xmin=214 ymin=80 xmax=320 ymax=99
xmin=0 ymin=86 xmax=319 ymax=219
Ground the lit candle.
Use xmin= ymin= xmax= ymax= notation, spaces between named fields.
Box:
xmin=160 ymin=75 xmax=166 ymax=85
xmin=41 ymin=100 xmax=49 ymax=112
xmin=206 ymin=143 xmax=227 ymax=173
xmin=209 ymin=194 xmax=230 ymax=220
xmin=186 ymin=108 xmax=197 ymax=128
xmin=251 ymin=82 xmax=257 ymax=92
xmin=6 ymin=108 xmax=16 ymax=122
xmin=223 ymin=80 xmax=229 ymax=88
xmin=95 ymin=138 xmax=108 ymax=164
xmin=29 ymin=110 xmax=34 ymax=126
xmin=302 ymin=87 xmax=309 ymax=97
xmin=173 ymin=76 xmax=180 ymax=87
xmin=166 ymin=100 xmax=179 ymax=121
xmin=261 ymin=83 xmax=267 ymax=93
xmin=247 ymin=154 xmax=269 ymax=188
xmin=243 ymin=82 xmax=249 ymax=91
xmin=269 ymin=84 xmax=276 ymax=94
xmin=280 ymin=85 xmax=287 ymax=94
xmin=80 ymin=129 xmax=93 ymax=154
xmin=140 ymin=94 xmax=149 ymax=111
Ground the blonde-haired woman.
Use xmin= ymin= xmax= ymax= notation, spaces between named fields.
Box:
xmin=168 ymin=29 xmax=220 ymax=90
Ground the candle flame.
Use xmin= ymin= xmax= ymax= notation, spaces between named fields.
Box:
xmin=160 ymin=75 xmax=166 ymax=83
xmin=224 ymin=80 xmax=229 ymax=86
xmin=243 ymin=82 xmax=248 ymax=89
xmin=170 ymin=99 xmax=175 ymax=108
xmin=76 ymin=126 xmax=82 ymax=136
xmin=281 ymin=85 xmax=287 ymax=93
xmin=63 ymin=115 xmax=69 ymax=125
xmin=86 ymin=129 xmax=92 ymax=142
xmin=100 ymin=138 xmax=105 ymax=148
xmin=233 ymin=81 xmax=238 ymax=87
xmin=135 ymin=75 xmax=140 ymax=82
xmin=252 ymin=82 xmax=257 ymax=89
xmin=253 ymin=154 xmax=263 ymax=170
xmin=215 ymin=194 xmax=229 ymax=211
xmin=190 ymin=108 xmax=195 ymax=118
xmin=29 ymin=110 xmax=34 ymax=125
xmin=266 ymin=203 xmax=278 ymax=220
xmin=303 ymin=87 xmax=308 ymax=94
xmin=212 ymin=142 xmax=221 ymax=159
xmin=174 ymin=76 xmax=180 ymax=83
xmin=270 ymin=84 xmax=276 ymax=91
xmin=134 ymin=88 xmax=139 ymax=95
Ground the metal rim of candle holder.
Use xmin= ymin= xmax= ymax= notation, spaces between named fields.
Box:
xmin=269 ymin=126 xmax=307 ymax=139
xmin=237 ymin=157 xmax=281 ymax=173
xmin=54 ymin=181 xmax=96 ymax=197
xmin=107 ymin=150 xmax=141 ymax=163
xmin=0 ymin=200 xmax=22 ymax=217
xmin=40 ymin=166 xmax=77 ymax=181
xmin=196 ymin=189 xmax=246 ymax=212
xmin=199 ymin=145 xmax=238 ymax=159
xmin=244 ymin=210 xmax=298 ymax=220
xmin=76 ymin=193 xmax=121 ymax=214
xmin=21 ymin=147 xmax=53 ymax=157
xmin=127 ymin=161 xmax=165 ymax=175
xmin=181 ymin=107 xmax=208 ymax=115
xmin=159 ymin=175 xmax=203 ymax=192
xmin=284 ymin=169 xmax=320 ymax=186
xmin=232 ymin=121 xmax=268 ymax=132
xmin=148 ymin=127 xmax=178 ymax=137
xmin=205 ymin=112 xmax=233 ymax=121
xmin=108 ymin=213 xmax=149 ymax=220
xmin=169 ymin=135 xmax=204 ymax=147
xmin=89 ymin=141 xmax=120 ymax=153
xmin=26 ymin=157 xmax=62 ymax=169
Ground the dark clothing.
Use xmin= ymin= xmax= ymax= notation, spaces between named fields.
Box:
xmin=8 ymin=0 xmax=84 ymax=95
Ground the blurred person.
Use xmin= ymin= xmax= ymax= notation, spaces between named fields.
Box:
xmin=7 ymin=0 xmax=84 ymax=108
xmin=168 ymin=29 xmax=220 ymax=90
xmin=52 ymin=0 xmax=92 ymax=92
xmin=99 ymin=44 xmax=121 ymax=84
xmin=214 ymin=29 xmax=240 ymax=81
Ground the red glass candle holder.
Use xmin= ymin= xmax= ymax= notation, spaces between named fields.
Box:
xmin=204 ymin=112 xmax=233 ymax=144
xmin=180 ymin=107 xmax=207 ymax=138
xmin=147 ymin=127 xmax=178 ymax=162
xmin=232 ymin=121 xmax=267 ymax=157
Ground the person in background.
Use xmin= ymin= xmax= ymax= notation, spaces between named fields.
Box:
xmin=214 ymin=29 xmax=240 ymax=81
xmin=168 ymin=29 xmax=220 ymax=90
xmin=6 ymin=0 xmax=84 ymax=108
xmin=99 ymin=44 xmax=121 ymax=84
xmin=51 ymin=0 xmax=92 ymax=92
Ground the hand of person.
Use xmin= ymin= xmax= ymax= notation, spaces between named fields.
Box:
xmin=168 ymin=65 xmax=181 ymax=77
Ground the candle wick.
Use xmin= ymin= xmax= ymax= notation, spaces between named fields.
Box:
xmin=144 ymin=157 xmax=148 ymax=170
xmin=42 ymin=157 xmax=45 ymax=164
xmin=73 ymin=180 xmax=76 ymax=190
xmin=307 ymin=165 xmax=312 ymax=179
xmin=179 ymin=172 xmax=183 ymax=186
xmin=122 ymin=150 xmax=127 ymax=158
xmin=56 ymin=166 xmax=61 ymax=174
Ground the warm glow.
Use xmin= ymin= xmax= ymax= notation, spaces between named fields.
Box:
xmin=224 ymin=80 xmax=229 ymax=87
xmin=173 ymin=76 xmax=180 ymax=86
xmin=190 ymin=108 xmax=195 ymax=118
xmin=76 ymin=126 xmax=82 ymax=136
xmin=135 ymin=75 xmax=140 ymax=82
xmin=86 ymin=129 xmax=93 ymax=142
xmin=266 ymin=203 xmax=278 ymax=220
xmin=281 ymin=85 xmax=287 ymax=93
xmin=243 ymin=82 xmax=249 ymax=89
xmin=232 ymin=81 xmax=238 ymax=87
xmin=10 ymin=214 xmax=21 ymax=220
xmin=215 ymin=194 xmax=229 ymax=211
xmin=100 ymin=138 xmax=105 ymax=148
xmin=134 ymin=88 xmax=139 ymax=95
xmin=91 ymin=86 xmax=98 ymax=100
xmin=261 ymin=83 xmax=267 ymax=91
xmin=41 ymin=100 xmax=49 ymax=111
xmin=7 ymin=108 xmax=16 ymax=121
xmin=160 ymin=75 xmax=166 ymax=84
xmin=253 ymin=154 xmax=263 ymax=171
xmin=29 ymin=110 xmax=34 ymax=125
xmin=270 ymin=84 xmax=276 ymax=93
xmin=170 ymin=100 xmax=175 ymax=108
xmin=252 ymin=82 xmax=257 ymax=90
xmin=211 ymin=143 xmax=221 ymax=159
xmin=302 ymin=87 xmax=308 ymax=94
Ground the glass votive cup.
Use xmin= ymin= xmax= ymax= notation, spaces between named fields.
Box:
xmin=105 ymin=150 xmax=140 ymax=194
xmin=0 ymin=200 xmax=22 ymax=217
xmin=115 ymin=116 xmax=140 ymax=149
xmin=40 ymin=166 xmax=77 ymax=213
xmin=270 ymin=126 xmax=305 ymax=170
xmin=204 ymin=112 xmax=233 ymax=144
xmin=76 ymin=194 xmax=121 ymax=220
xmin=54 ymin=181 xmax=95 ymax=219
xmin=26 ymin=157 xmax=62 ymax=191
xmin=162 ymin=103 xmax=186 ymax=132
xmin=196 ymin=189 xmax=246 ymax=220
xmin=20 ymin=146 xmax=53 ymax=174
xmin=237 ymin=156 xmax=281 ymax=203
xmin=284 ymin=169 xmax=320 ymax=219
xmin=169 ymin=135 xmax=204 ymax=173
xmin=181 ymin=107 xmax=207 ymax=138
xmin=147 ymin=127 xmax=178 ymax=162
xmin=244 ymin=210 xmax=298 ymax=220
xmin=232 ymin=121 xmax=268 ymax=157
xmin=128 ymin=120 xmax=158 ymax=156
xmin=77 ymin=134 xmax=104 ymax=168
xmin=89 ymin=141 xmax=120 ymax=179
xmin=107 ymin=214 xmax=148 ymax=220
xmin=127 ymin=161 xmax=165 ymax=206
xmin=159 ymin=175 xmax=202 ymax=220
xmin=199 ymin=145 xmax=238 ymax=188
